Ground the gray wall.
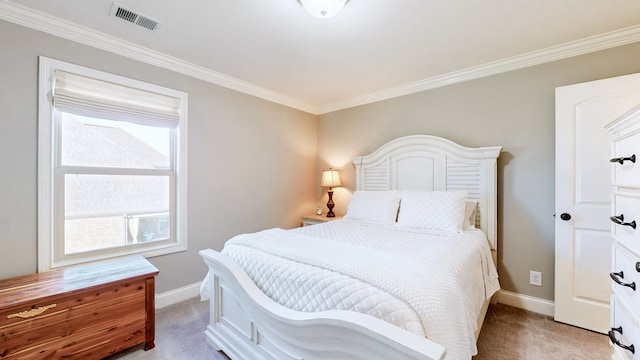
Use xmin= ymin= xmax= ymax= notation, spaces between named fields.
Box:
xmin=0 ymin=20 xmax=318 ymax=293
xmin=5 ymin=16 xmax=640 ymax=302
xmin=317 ymin=42 xmax=640 ymax=301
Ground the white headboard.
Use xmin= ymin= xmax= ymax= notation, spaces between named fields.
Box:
xmin=351 ymin=135 xmax=502 ymax=251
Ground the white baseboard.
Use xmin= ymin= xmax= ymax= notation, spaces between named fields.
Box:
xmin=493 ymin=289 xmax=555 ymax=317
xmin=155 ymin=281 xmax=202 ymax=309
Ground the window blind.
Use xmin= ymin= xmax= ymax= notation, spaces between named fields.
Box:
xmin=53 ymin=70 xmax=181 ymax=128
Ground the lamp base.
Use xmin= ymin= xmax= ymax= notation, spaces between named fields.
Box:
xmin=326 ymin=190 xmax=336 ymax=217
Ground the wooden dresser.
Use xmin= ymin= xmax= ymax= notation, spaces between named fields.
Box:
xmin=0 ymin=255 xmax=158 ymax=359
xmin=607 ymin=104 xmax=640 ymax=360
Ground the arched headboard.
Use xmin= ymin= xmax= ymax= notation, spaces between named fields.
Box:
xmin=351 ymin=135 xmax=502 ymax=251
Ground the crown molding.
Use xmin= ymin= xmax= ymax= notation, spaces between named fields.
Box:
xmin=0 ymin=1 xmax=319 ymax=114
xmin=2 ymin=1 xmax=639 ymax=116
xmin=318 ymin=24 xmax=640 ymax=114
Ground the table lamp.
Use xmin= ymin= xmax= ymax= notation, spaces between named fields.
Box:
xmin=320 ymin=168 xmax=341 ymax=217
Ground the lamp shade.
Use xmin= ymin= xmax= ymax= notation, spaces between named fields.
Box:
xmin=299 ymin=0 xmax=348 ymax=19
xmin=321 ymin=169 xmax=342 ymax=188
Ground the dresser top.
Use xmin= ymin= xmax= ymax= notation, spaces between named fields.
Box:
xmin=0 ymin=255 xmax=158 ymax=308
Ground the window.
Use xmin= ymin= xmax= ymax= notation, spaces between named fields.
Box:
xmin=38 ymin=57 xmax=188 ymax=270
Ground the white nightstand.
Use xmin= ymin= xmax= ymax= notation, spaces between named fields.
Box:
xmin=301 ymin=214 xmax=343 ymax=226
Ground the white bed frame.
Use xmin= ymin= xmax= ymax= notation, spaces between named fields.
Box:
xmin=200 ymin=135 xmax=502 ymax=360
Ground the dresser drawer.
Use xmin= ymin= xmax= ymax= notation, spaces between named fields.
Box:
xmin=612 ymin=244 xmax=640 ymax=307
xmin=611 ymin=129 xmax=640 ymax=187
xmin=612 ymin=191 xmax=640 ymax=252
xmin=611 ymin=296 xmax=640 ymax=360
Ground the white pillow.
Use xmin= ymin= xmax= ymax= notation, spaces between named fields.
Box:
xmin=344 ymin=190 xmax=401 ymax=225
xmin=463 ymin=200 xmax=478 ymax=230
xmin=397 ymin=191 xmax=468 ymax=232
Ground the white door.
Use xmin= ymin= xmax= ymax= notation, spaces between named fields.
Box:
xmin=555 ymin=74 xmax=640 ymax=333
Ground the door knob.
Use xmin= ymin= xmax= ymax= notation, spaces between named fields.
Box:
xmin=560 ymin=213 xmax=571 ymax=221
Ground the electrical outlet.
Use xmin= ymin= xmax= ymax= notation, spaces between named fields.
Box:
xmin=530 ymin=271 xmax=542 ymax=286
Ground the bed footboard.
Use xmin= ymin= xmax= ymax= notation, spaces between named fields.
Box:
xmin=199 ymin=249 xmax=446 ymax=360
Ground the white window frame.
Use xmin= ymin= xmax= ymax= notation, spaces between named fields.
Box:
xmin=38 ymin=56 xmax=188 ymax=270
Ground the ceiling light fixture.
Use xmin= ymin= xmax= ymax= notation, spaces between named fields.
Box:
xmin=298 ymin=0 xmax=349 ymax=19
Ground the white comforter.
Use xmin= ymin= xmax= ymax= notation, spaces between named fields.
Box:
xmin=204 ymin=219 xmax=499 ymax=359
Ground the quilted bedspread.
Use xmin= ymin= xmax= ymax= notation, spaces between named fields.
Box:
xmin=209 ymin=219 xmax=499 ymax=359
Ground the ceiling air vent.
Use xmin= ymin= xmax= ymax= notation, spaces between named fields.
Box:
xmin=109 ymin=2 xmax=160 ymax=31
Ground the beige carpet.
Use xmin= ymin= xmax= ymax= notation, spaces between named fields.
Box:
xmin=474 ymin=303 xmax=610 ymax=359
xmin=109 ymin=297 xmax=611 ymax=359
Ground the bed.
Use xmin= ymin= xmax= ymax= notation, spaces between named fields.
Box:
xmin=200 ymin=134 xmax=502 ymax=360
